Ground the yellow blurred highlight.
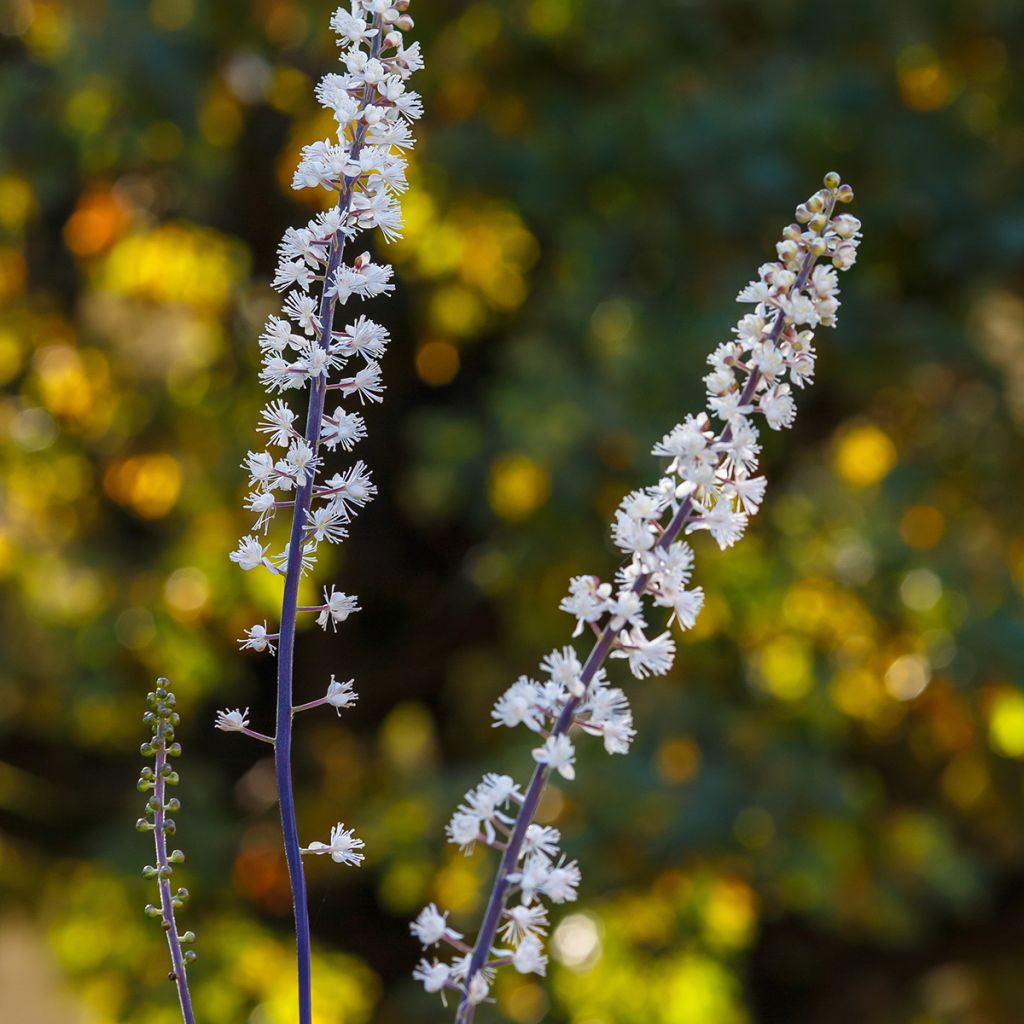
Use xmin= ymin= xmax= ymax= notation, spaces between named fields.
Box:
xmin=656 ymin=737 xmax=701 ymax=785
xmin=703 ymin=878 xmax=757 ymax=951
xmin=900 ymin=569 xmax=942 ymax=611
xmin=141 ymin=120 xmax=184 ymax=160
xmin=988 ymin=689 xmax=1024 ymax=758
xmin=64 ymin=83 xmax=114 ymax=136
xmin=834 ymin=423 xmax=897 ymax=487
xmin=97 ymin=224 xmax=247 ymax=311
xmin=430 ymin=283 xmax=487 ymax=336
xmin=829 ymin=667 xmax=892 ymax=723
xmin=0 ymin=175 xmax=36 ymax=231
xmin=23 ymin=2 xmax=70 ymax=62
xmin=103 ymin=454 xmax=182 ymax=518
xmin=941 ymin=753 xmax=989 ymax=809
xmin=415 ymin=340 xmax=460 ymax=386
xmin=35 ymin=345 xmax=110 ymax=422
xmin=488 ymin=452 xmax=550 ymax=520
xmin=0 ymin=248 xmax=26 ymax=300
xmin=378 ymin=702 xmax=436 ymax=773
xmin=149 ymin=0 xmax=194 ymax=31
xmin=551 ymin=912 xmax=602 ymax=969
xmin=64 ymin=190 xmax=130 ymax=257
xmin=900 ymin=504 xmax=945 ymax=549
xmin=755 ymin=635 xmax=814 ymax=700
xmin=200 ymin=88 xmax=244 ymax=146
xmin=884 ymin=654 xmax=930 ymax=701
xmin=897 ymin=45 xmax=955 ymax=112
xmin=265 ymin=2 xmax=309 ymax=47
xmin=498 ymin=978 xmax=548 ymax=1024
xmin=528 ymin=0 xmax=572 ymax=36
xmin=434 ymin=855 xmax=482 ymax=914
xmin=268 ymin=67 xmax=312 ymax=114
xmin=164 ymin=566 xmax=210 ymax=619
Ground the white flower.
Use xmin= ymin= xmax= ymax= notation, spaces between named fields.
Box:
xmin=325 ymin=675 xmax=357 ymax=713
xmin=446 ymin=811 xmax=482 ymax=855
xmin=612 ymin=628 xmax=676 ymax=679
xmin=301 ymin=822 xmax=364 ymax=866
xmin=542 ymin=855 xmax=581 ymax=903
xmin=511 ymin=933 xmax=548 ymax=976
xmin=230 ymin=535 xmax=269 ymax=572
xmin=491 ymin=677 xmax=545 ymax=731
xmin=239 ymin=622 xmax=276 ymax=654
xmin=521 ymin=823 xmax=561 ymax=859
xmin=513 ymin=854 xmax=552 ymax=905
xmin=539 ymin=646 xmax=584 ymax=698
xmin=759 ymin=383 xmax=797 ymax=430
xmin=559 ymin=575 xmax=612 ymax=636
xmin=412 ymin=959 xmax=450 ymax=994
xmin=467 ymin=971 xmax=489 ymax=1005
xmin=500 ymin=903 xmax=548 ymax=944
xmin=532 ymin=734 xmax=576 ymax=781
xmin=214 ymin=707 xmax=249 ymax=732
xmin=411 ymin=903 xmax=460 ymax=948
xmin=317 ymin=586 xmax=361 ymax=630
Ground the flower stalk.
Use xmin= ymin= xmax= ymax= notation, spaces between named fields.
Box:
xmin=138 ymin=677 xmax=197 ymax=1024
xmin=226 ymin=4 xmax=423 ymax=1022
xmin=409 ymin=174 xmax=862 ymax=1020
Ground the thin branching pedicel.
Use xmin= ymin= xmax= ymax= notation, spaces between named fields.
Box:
xmin=226 ymin=4 xmax=422 ymax=1023
xmin=138 ymin=677 xmax=197 ymax=1024
xmin=411 ymin=174 xmax=862 ymax=1021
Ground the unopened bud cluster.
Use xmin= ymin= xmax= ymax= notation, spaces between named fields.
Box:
xmin=138 ymin=678 xmax=198 ymax=1001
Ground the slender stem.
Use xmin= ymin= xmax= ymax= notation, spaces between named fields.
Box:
xmin=453 ymin=227 xmax=831 ymax=1024
xmin=292 ymin=697 xmax=329 ymax=714
xmin=152 ymin=721 xmax=196 ymax=1024
xmin=242 ymin=727 xmax=275 ymax=745
xmin=272 ymin=23 xmax=384 ymax=1024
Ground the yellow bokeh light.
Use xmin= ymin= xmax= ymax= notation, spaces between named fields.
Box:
xmin=988 ymin=689 xmax=1024 ymax=758
xmin=655 ymin=737 xmax=701 ymax=785
xmin=897 ymin=45 xmax=955 ymax=112
xmin=755 ymin=635 xmax=814 ymax=700
xmin=488 ymin=452 xmax=550 ymax=520
xmin=884 ymin=654 xmax=931 ymax=701
xmin=834 ymin=423 xmax=897 ymax=487
xmin=103 ymin=454 xmax=183 ymax=519
xmin=149 ymin=0 xmax=194 ymax=32
xmin=0 ymin=175 xmax=36 ymax=231
xmin=164 ymin=566 xmax=211 ymax=618
xmin=0 ymin=247 xmax=26 ymax=300
xmin=415 ymin=340 xmax=460 ymax=386
xmin=97 ymin=224 xmax=247 ymax=311
xmin=900 ymin=504 xmax=945 ymax=549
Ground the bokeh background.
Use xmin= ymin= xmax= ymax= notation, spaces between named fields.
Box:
xmin=2 ymin=1 xmax=1024 ymax=1022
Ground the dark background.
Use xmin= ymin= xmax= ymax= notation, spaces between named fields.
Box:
xmin=1 ymin=1 xmax=1024 ymax=1022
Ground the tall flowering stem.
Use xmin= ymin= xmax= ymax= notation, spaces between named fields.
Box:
xmin=409 ymin=174 xmax=862 ymax=1019
xmin=137 ymin=678 xmax=197 ymax=1024
xmin=227 ymin=4 xmax=422 ymax=1022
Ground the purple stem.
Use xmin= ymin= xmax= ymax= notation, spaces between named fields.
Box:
xmin=453 ymin=225 xmax=830 ymax=1024
xmin=272 ymin=23 xmax=383 ymax=1024
xmin=152 ymin=718 xmax=196 ymax=1024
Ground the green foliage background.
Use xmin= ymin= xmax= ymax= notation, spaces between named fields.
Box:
xmin=1 ymin=1 xmax=1023 ymax=1022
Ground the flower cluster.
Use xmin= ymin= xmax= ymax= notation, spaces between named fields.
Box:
xmin=136 ymin=678 xmax=196 ymax=1024
xmin=220 ymin=7 xmax=421 ymax=1020
xmin=229 ymin=0 xmax=423 ymax=642
xmin=412 ymin=174 xmax=861 ymax=1020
